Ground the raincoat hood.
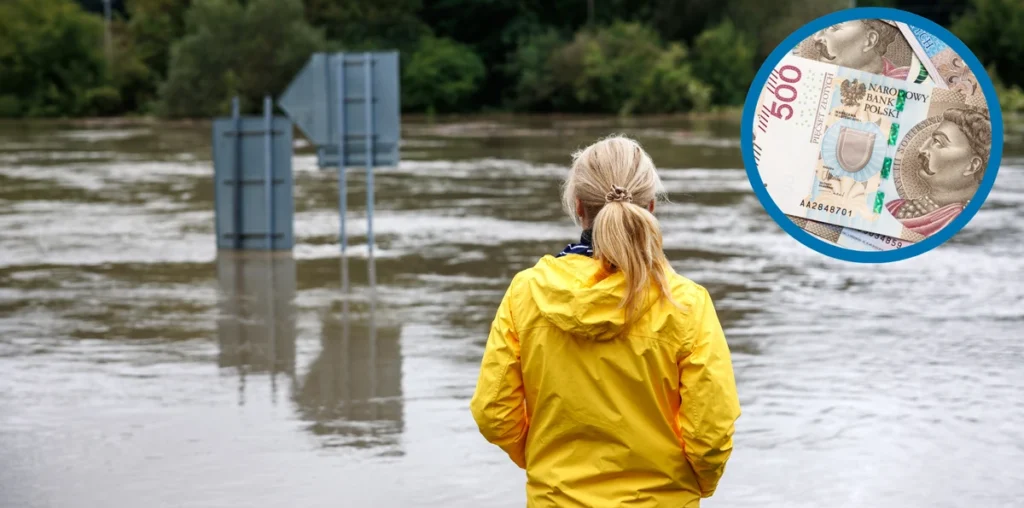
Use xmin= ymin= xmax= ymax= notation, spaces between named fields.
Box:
xmin=527 ymin=254 xmax=663 ymax=341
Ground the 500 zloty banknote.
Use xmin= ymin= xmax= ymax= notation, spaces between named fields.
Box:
xmin=754 ymin=53 xmax=992 ymax=242
xmin=791 ymin=19 xmax=931 ymax=85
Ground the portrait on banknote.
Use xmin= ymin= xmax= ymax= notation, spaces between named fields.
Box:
xmin=794 ymin=20 xmax=919 ymax=81
xmin=888 ymin=98 xmax=991 ymax=236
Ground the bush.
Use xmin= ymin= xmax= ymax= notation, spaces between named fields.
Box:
xmin=507 ymin=29 xmax=565 ymax=111
xmin=0 ymin=0 xmax=108 ymax=117
xmin=692 ymin=19 xmax=756 ymax=106
xmin=988 ymin=65 xmax=1024 ymax=112
xmin=0 ymin=96 xmax=22 ymax=118
xmin=159 ymin=0 xmax=326 ymax=118
xmin=402 ymin=36 xmax=486 ymax=113
xmin=119 ymin=0 xmax=192 ymax=112
xmin=83 ymin=86 xmax=123 ymax=116
xmin=629 ymin=43 xmax=712 ymax=114
xmin=553 ymin=22 xmax=665 ymax=113
xmin=509 ymin=22 xmax=712 ymax=115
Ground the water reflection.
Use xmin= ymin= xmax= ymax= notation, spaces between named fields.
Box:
xmin=215 ymin=251 xmax=298 ymax=405
xmin=293 ymin=257 xmax=405 ymax=452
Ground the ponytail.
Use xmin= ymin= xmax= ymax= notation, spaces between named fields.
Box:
xmin=562 ymin=135 xmax=680 ymax=327
xmin=592 ymin=189 xmax=679 ymax=328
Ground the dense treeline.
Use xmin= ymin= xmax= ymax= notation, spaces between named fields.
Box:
xmin=1 ymin=0 xmax=1022 ymax=118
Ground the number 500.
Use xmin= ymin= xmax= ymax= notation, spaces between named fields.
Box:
xmin=768 ymin=65 xmax=802 ymax=121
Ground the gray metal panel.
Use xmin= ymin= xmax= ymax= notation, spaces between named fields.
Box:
xmin=212 ymin=116 xmax=295 ymax=250
xmin=278 ymin=51 xmax=401 ymax=168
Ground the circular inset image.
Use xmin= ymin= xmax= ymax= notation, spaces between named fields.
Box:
xmin=741 ymin=7 xmax=1003 ymax=263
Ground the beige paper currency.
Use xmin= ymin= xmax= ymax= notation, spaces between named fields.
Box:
xmin=791 ymin=19 xmax=931 ymax=85
xmin=896 ymin=21 xmax=984 ymax=102
xmin=754 ymin=53 xmax=991 ymax=242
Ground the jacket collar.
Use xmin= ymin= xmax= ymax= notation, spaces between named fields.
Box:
xmin=556 ymin=229 xmax=593 ymax=258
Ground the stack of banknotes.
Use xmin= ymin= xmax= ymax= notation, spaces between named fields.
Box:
xmin=753 ymin=19 xmax=992 ymax=251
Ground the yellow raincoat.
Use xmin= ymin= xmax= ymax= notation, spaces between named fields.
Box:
xmin=470 ymin=253 xmax=741 ymax=507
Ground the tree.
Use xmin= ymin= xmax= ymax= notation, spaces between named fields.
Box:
xmin=159 ymin=0 xmax=326 ymax=117
xmin=402 ymin=36 xmax=485 ymax=113
xmin=126 ymin=0 xmax=192 ymax=83
xmin=953 ymin=0 xmax=1024 ymax=87
xmin=304 ymin=0 xmax=429 ymax=53
xmin=728 ymin=0 xmax=850 ymax=63
xmin=692 ymin=19 xmax=756 ymax=106
xmin=0 ymin=0 xmax=116 ymax=117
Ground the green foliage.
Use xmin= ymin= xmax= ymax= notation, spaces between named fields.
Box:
xmin=126 ymin=0 xmax=192 ymax=80
xmin=3 ymin=0 xmax=1009 ymax=117
xmin=509 ymin=22 xmax=712 ymax=114
xmin=305 ymin=0 xmax=429 ymax=53
xmin=629 ymin=43 xmax=712 ymax=114
xmin=999 ymin=86 xmax=1024 ymax=113
xmin=563 ymin=22 xmax=665 ymax=112
xmin=692 ymin=19 xmax=755 ymax=106
xmin=159 ymin=0 xmax=326 ymax=117
xmin=728 ymin=0 xmax=849 ymax=62
xmin=0 ymin=0 xmax=110 ymax=117
xmin=114 ymin=0 xmax=191 ymax=111
xmin=84 ymin=85 xmax=123 ymax=115
xmin=953 ymin=0 xmax=1024 ymax=88
xmin=507 ymin=29 xmax=566 ymax=110
xmin=988 ymin=65 xmax=1024 ymax=112
xmin=402 ymin=36 xmax=486 ymax=113
xmin=0 ymin=96 xmax=21 ymax=117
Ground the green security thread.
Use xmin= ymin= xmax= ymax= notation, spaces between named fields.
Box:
xmin=915 ymin=65 xmax=929 ymax=84
xmin=888 ymin=123 xmax=900 ymax=145
xmin=874 ymin=192 xmax=885 ymax=214
xmin=896 ymin=90 xmax=907 ymax=111
xmin=881 ymin=157 xmax=892 ymax=179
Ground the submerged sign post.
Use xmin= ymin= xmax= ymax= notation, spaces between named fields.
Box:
xmin=279 ymin=51 xmax=400 ymax=287
xmin=212 ymin=96 xmax=295 ymax=251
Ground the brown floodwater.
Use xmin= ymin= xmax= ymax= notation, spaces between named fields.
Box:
xmin=1 ymin=114 xmax=1023 ymax=508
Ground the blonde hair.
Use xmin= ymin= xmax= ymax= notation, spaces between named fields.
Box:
xmin=561 ymin=135 xmax=680 ymax=327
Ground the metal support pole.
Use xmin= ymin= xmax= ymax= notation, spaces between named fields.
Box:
xmin=336 ymin=53 xmax=349 ymax=293
xmin=262 ymin=95 xmax=278 ymax=399
xmin=103 ymin=0 xmax=112 ymax=65
xmin=231 ymin=97 xmax=242 ymax=249
xmin=368 ymin=290 xmax=378 ymax=419
xmin=364 ymin=53 xmax=376 ymax=289
xmin=263 ymin=96 xmax=274 ymax=249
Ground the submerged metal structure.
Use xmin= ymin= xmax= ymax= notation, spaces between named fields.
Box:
xmin=212 ymin=96 xmax=295 ymax=251
xmin=211 ymin=51 xmax=400 ymax=288
xmin=279 ymin=51 xmax=401 ymax=287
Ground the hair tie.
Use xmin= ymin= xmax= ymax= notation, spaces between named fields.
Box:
xmin=605 ymin=185 xmax=632 ymax=203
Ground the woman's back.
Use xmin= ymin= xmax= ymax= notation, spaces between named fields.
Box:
xmin=470 ymin=135 xmax=741 ymax=507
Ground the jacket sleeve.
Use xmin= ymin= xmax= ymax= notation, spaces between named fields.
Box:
xmin=678 ymin=287 xmax=741 ymax=498
xmin=469 ymin=281 xmax=529 ymax=469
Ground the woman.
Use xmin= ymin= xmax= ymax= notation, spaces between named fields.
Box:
xmin=470 ymin=135 xmax=741 ymax=507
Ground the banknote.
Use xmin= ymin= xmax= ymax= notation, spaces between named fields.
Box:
xmin=791 ymin=19 xmax=931 ymax=85
xmin=787 ymin=215 xmax=912 ymax=251
xmin=788 ymin=214 xmax=843 ymax=243
xmin=836 ymin=227 xmax=914 ymax=251
xmin=896 ymin=22 xmax=983 ymax=100
xmin=753 ymin=53 xmax=992 ymax=242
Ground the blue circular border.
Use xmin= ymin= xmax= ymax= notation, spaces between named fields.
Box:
xmin=741 ymin=7 xmax=1005 ymax=263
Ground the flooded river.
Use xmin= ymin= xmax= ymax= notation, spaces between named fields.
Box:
xmin=1 ymin=115 xmax=1022 ymax=508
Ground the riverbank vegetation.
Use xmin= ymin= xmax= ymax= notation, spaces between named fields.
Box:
xmin=1 ymin=0 xmax=1022 ymax=118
